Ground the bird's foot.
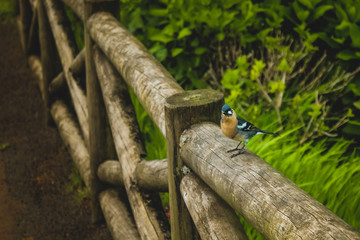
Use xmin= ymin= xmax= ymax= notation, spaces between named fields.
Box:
xmin=226 ymin=145 xmax=245 ymax=158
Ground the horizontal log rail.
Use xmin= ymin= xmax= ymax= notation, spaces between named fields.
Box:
xmin=17 ymin=0 xmax=360 ymax=239
xmin=180 ymin=122 xmax=360 ymax=239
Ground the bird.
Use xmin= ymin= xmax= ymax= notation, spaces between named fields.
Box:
xmin=220 ymin=104 xmax=278 ymax=158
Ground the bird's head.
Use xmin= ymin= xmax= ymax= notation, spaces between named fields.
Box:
xmin=222 ymin=104 xmax=233 ymax=117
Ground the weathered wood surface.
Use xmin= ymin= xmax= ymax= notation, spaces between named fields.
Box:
xmin=69 ymin=48 xmax=85 ymax=78
xmin=94 ymin=47 xmax=170 ymax=239
xmin=85 ymin=1 xmax=108 ymax=223
xmin=48 ymin=72 xmax=66 ymax=96
xmin=165 ymin=90 xmax=224 ymax=240
xmin=87 ymin=12 xmax=184 ymax=137
xmin=43 ymin=0 xmax=89 ymax=143
xmin=49 ymin=49 xmax=85 ymax=96
xmin=180 ymin=172 xmax=248 ymax=240
xmin=180 ymin=123 xmax=360 ymax=240
xmin=99 ymin=189 xmax=141 ymax=240
xmin=135 ymin=159 xmax=168 ymax=192
xmin=97 ymin=160 xmax=123 ymax=186
xmin=98 ymin=159 xmax=168 ymax=192
xmin=50 ymin=100 xmax=91 ymax=188
xmin=38 ymin=0 xmax=61 ymax=125
xmin=28 ymin=55 xmax=44 ymax=99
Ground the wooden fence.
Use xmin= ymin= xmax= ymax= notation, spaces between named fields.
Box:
xmin=16 ymin=0 xmax=360 ymax=239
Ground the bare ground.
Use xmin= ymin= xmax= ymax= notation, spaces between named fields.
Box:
xmin=0 ymin=22 xmax=112 ymax=240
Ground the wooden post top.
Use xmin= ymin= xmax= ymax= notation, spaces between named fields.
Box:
xmin=166 ymin=89 xmax=223 ymax=109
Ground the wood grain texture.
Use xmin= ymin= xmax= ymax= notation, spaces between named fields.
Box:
xmin=165 ymin=90 xmax=224 ymax=240
xmin=85 ymin=1 xmax=108 ymax=224
xmin=42 ymin=0 xmax=89 ymax=143
xmin=180 ymin=172 xmax=248 ymax=240
xmin=50 ymin=100 xmax=91 ymax=188
xmin=180 ymin=122 xmax=360 ymax=240
xmin=97 ymin=160 xmax=123 ymax=186
xmin=135 ymin=159 xmax=168 ymax=192
xmin=94 ymin=47 xmax=170 ymax=239
xmin=87 ymin=12 xmax=184 ymax=137
xmin=99 ymin=189 xmax=141 ymax=240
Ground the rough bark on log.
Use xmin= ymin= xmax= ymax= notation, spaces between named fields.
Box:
xmin=94 ymin=47 xmax=170 ymax=239
xmin=43 ymin=0 xmax=89 ymax=143
xmin=180 ymin=172 xmax=248 ymax=240
xmin=180 ymin=122 xmax=360 ymax=240
xmin=97 ymin=160 xmax=123 ymax=186
xmin=99 ymin=189 xmax=141 ymax=240
xmin=135 ymin=159 xmax=168 ymax=192
xmin=50 ymin=100 xmax=91 ymax=188
xmin=87 ymin=12 xmax=184 ymax=137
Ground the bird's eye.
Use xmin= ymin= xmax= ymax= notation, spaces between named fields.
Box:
xmin=227 ymin=110 xmax=232 ymax=115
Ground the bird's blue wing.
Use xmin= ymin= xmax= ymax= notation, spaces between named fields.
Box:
xmin=236 ymin=114 xmax=257 ymax=132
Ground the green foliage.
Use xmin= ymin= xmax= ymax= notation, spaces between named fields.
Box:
xmin=0 ymin=0 xmax=15 ymax=21
xmin=65 ymin=163 xmax=90 ymax=204
xmin=129 ymin=89 xmax=167 ymax=160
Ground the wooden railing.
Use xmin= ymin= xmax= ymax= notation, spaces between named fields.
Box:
xmin=17 ymin=0 xmax=360 ymax=239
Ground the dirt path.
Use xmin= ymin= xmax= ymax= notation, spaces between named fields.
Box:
xmin=0 ymin=22 xmax=111 ymax=240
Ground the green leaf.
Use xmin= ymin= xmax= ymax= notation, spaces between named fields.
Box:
xmin=309 ymin=103 xmax=322 ymax=118
xmin=221 ymin=69 xmax=240 ymax=89
xmin=354 ymin=100 xmax=360 ymax=110
xmin=216 ymin=32 xmax=226 ymax=41
xmin=298 ymin=0 xmax=313 ymax=9
xmin=194 ymin=47 xmax=207 ymax=55
xmin=171 ymin=48 xmax=184 ymax=57
xmin=313 ymin=5 xmax=333 ymax=20
xmin=148 ymin=8 xmax=168 ymax=17
xmin=154 ymin=48 xmax=168 ymax=62
xmin=250 ymin=59 xmax=266 ymax=81
xmin=350 ymin=24 xmax=360 ymax=48
xmin=149 ymin=33 xmax=174 ymax=44
xmin=269 ymin=81 xmax=286 ymax=93
xmin=277 ymin=58 xmax=292 ymax=72
xmin=178 ymin=28 xmax=192 ymax=39
xmin=293 ymin=1 xmax=310 ymax=21
xmin=336 ymin=50 xmax=358 ymax=60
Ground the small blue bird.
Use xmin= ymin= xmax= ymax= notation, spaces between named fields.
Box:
xmin=220 ymin=104 xmax=277 ymax=158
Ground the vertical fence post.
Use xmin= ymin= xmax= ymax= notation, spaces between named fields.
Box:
xmin=19 ymin=0 xmax=32 ymax=55
xmin=37 ymin=0 xmax=61 ymax=125
xmin=84 ymin=0 xmax=117 ymax=224
xmin=165 ymin=89 xmax=223 ymax=240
